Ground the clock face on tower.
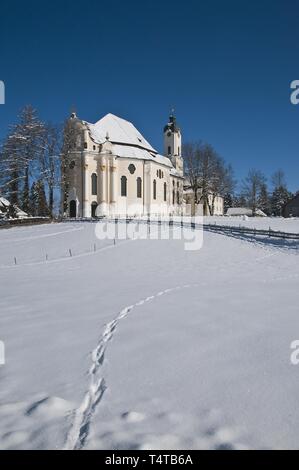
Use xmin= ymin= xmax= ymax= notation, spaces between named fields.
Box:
xmin=167 ymin=131 xmax=171 ymax=137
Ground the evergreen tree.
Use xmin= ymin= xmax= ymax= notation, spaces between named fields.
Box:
xmin=224 ymin=192 xmax=234 ymax=213
xmin=271 ymin=186 xmax=292 ymax=216
xmin=258 ymin=183 xmax=271 ymax=215
xmin=270 ymin=170 xmax=292 ymax=216
xmin=234 ymin=193 xmax=248 ymax=207
xmin=29 ymin=182 xmax=38 ymax=216
xmin=35 ymin=179 xmax=49 ymax=217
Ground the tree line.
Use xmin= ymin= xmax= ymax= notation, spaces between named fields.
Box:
xmin=0 ymin=105 xmax=61 ymax=217
xmin=226 ymin=169 xmax=293 ymax=217
xmin=0 ymin=105 xmax=76 ymax=218
xmin=183 ymin=142 xmax=294 ymax=216
xmin=0 ymin=106 xmax=296 ymax=218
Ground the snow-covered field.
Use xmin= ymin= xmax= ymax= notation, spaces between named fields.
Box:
xmin=204 ymin=215 xmax=299 ymax=233
xmin=0 ymin=221 xmax=299 ymax=450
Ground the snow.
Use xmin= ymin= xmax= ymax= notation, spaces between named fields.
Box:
xmin=112 ymin=144 xmax=172 ymax=167
xmin=0 ymin=197 xmax=10 ymax=208
xmin=0 ymin=222 xmax=299 ymax=449
xmin=226 ymin=208 xmax=267 ymax=217
xmin=87 ymin=113 xmax=156 ymax=152
xmin=0 ymin=196 xmax=28 ymax=219
xmin=86 ymin=113 xmax=173 ymax=168
xmin=204 ymin=215 xmax=299 ymax=233
xmin=170 ymin=167 xmax=184 ymax=177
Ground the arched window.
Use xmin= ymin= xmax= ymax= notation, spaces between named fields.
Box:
xmin=69 ymin=200 xmax=76 ymax=218
xmin=91 ymin=201 xmax=98 ymax=218
xmin=177 ymin=190 xmax=180 ymax=204
xmin=172 ymin=189 xmax=175 ymax=205
xmin=91 ymin=173 xmax=97 ymax=195
xmin=121 ymin=176 xmax=127 ymax=196
xmin=153 ymin=179 xmax=156 ymax=200
xmin=164 ymin=182 xmax=167 ymax=202
xmin=137 ymin=177 xmax=142 ymax=198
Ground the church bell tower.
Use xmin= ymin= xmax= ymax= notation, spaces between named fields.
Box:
xmin=163 ymin=112 xmax=183 ymax=175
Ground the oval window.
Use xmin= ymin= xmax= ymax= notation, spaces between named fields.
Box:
xmin=128 ymin=164 xmax=136 ymax=174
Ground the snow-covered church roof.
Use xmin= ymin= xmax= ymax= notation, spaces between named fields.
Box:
xmin=88 ymin=113 xmax=155 ymax=152
xmin=85 ymin=113 xmax=173 ymax=168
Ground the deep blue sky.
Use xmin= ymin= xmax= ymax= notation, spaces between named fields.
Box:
xmin=0 ymin=0 xmax=298 ymax=192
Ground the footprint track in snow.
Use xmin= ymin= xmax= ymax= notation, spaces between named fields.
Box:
xmin=64 ymin=248 xmax=290 ymax=450
xmin=64 ymin=283 xmax=197 ymax=450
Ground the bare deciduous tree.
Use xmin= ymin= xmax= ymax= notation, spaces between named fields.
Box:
xmin=60 ymin=118 xmax=78 ymax=216
xmin=183 ymin=142 xmax=202 ymax=205
xmin=242 ymin=169 xmax=266 ymax=216
xmin=40 ymin=123 xmax=62 ymax=217
xmin=0 ymin=105 xmax=45 ymax=214
xmin=183 ymin=141 xmax=234 ymax=215
xmin=271 ymin=169 xmax=286 ymax=190
xmin=0 ymin=131 xmax=21 ymax=205
xmin=15 ymin=106 xmax=45 ymax=212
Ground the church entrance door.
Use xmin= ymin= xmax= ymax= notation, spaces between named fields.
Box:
xmin=70 ymin=200 xmax=76 ymax=218
xmin=91 ymin=202 xmax=98 ymax=218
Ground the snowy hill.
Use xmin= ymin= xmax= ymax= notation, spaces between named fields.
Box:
xmin=0 ymin=222 xmax=299 ymax=449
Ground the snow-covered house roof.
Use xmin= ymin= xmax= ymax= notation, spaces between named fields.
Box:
xmin=226 ymin=207 xmax=267 ymax=217
xmin=85 ymin=113 xmax=173 ymax=168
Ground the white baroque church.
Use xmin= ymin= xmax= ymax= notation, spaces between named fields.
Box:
xmin=64 ymin=112 xmax=185 ymax=218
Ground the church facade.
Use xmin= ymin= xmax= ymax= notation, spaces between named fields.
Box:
xmin=64 ymin=112 xmax=184 ymax=218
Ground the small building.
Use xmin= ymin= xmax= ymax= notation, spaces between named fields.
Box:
xmin=183 ymin=183 xmax=224 ymax=216
xmin=283 ymin=193 xmax=299 ymax=217
xmin=226 ymin=207 xmax=267 ymax=217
